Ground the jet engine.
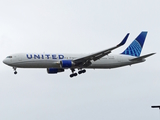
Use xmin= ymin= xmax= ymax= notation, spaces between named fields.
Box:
xmin=60 ymin=60 xmax=75 ymax=68
xmin=47 ymin=68 xmax=64 ymax=74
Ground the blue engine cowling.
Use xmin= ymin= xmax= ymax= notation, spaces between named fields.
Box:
xmin=47 ymin=68 xmax=64 ymax=74
xmin=60 ymin=60 xmax=74 ymax=68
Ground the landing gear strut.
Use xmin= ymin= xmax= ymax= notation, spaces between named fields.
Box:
xmin=70 ymin=69 xmax=77 ymax=78
xmin=13 ymin=67 xmax=17 ymax=74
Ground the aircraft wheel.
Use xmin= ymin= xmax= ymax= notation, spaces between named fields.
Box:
xmin=70 ymin=73 xmax=77 ymax=78
xmin=74 ymin=73 xmax=77 ymax=76
xmin=14 ymin=71 xmax=17 ymax=74
xmin=82 ymin=69 xmax=86 ymax=73
xmin=78 ymin=69 xmax=86 ymax=74
xmin=78 ymin=71 xmax=82 ymax=74
xmin=70 ymin=74 xmax=73 ymax=78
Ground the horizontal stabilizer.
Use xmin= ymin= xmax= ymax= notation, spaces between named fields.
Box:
xmin=129 ymin=53 xmax=156 ymax=61
xmin=151 ymin=106 xmax=160 ymax=109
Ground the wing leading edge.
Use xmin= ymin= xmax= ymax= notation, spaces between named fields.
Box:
xmin=73 ymin=33 xmax=130 ymax=67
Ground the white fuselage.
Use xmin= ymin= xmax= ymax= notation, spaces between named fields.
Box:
xmin=3 ymin=53 xmax=144 ymax=69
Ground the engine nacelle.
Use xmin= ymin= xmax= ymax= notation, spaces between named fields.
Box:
xmin=47 ymin=68 xmax=64 ymax=74
xmin=60 ymin=60 xmax=75 ymax=68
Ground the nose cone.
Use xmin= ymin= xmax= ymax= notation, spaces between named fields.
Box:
xmin=3 ymin=58 xmax=10 ymax=65
xmin=3 ymin=59 xmax=7 ymax=64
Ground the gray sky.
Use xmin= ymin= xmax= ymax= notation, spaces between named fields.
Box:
xmin=0 ymin=0 xmax=160 ymax=120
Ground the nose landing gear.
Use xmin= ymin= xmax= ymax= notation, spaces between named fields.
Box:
xmin=13 ymin=67 xmax=17 ymax=74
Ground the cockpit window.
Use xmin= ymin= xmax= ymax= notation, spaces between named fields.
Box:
xmin=6 ymin=56 xmax=12 ymax=58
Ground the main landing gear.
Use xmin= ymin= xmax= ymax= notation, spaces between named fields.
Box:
xmin=70 ymin=69 xmax=77 ymax=78
xmin=70 ymin=69 xmax=86 ymax=78
xmin=13 ymin=67 xmax=17 ymax=74
xmin=78 ymin=69 xmax=86 ymax=74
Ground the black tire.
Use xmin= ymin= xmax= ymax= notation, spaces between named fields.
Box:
xmin=78 ymin=71 xmax=82 ymax=74
xmin=82 ymin=70 xmax=86 ymax=73
xmin=74 ymin=73 xmax=78 ymax=76
xmin=70 ymin=74 xmax=73 ymax=78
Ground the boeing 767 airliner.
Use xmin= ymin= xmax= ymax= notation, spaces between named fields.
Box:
xmin=3 ymin=31 xmax=155 ymax=78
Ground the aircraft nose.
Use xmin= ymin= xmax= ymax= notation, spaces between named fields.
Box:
xmin=3 ymin=59 xmax=7 ymax=64
xmin=3 ymin=58 xmax=10 ymax=65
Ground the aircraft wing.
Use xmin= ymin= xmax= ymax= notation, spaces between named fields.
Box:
xmin=73 ymin=33 xmax=130 ymax=67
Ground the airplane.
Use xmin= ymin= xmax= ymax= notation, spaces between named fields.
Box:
xmin=3 ymin=31 xmax=155 ymax=78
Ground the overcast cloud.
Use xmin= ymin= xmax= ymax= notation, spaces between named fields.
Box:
xmin=0 ymin=0 xmax=160 ymax=120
